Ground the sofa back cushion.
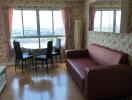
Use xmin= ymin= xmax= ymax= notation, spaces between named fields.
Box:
xmin=88 ymin=44 xmax=128 ymax=65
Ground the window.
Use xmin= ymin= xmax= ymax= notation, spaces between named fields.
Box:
xmin=39 ymin=11 xmax=53 ymax=36
xmin=53 ymin=11 xmax=65 ymax=35
xmin=11 ymin=9 xmax=65 ymax=48
xmin=102 ymin=11 xmax=114 ymax=32
xmin=23 ymin=10 xmax=37 ymax=36
xmin=12 ymin=10 xmax=23 ymax=36
xmin=115 ymin=11 xmax=121 ymax=33
xmin=94 ymin=10 xmax=121 ymax=33
xmin=94 ymin=11 xmax=101 ymax=32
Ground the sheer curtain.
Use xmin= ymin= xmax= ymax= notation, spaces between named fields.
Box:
xmin=61 ymin=7 xmax=72 ymax=50
xmin=0 ymin=6 xmax=13 ymax=57
xmin=74 ymin=20 xmax=82 ymax=49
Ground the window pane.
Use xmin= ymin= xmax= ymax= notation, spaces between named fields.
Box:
xmin=12 ymin=10 xmax=23 ymax=36
xmin=109 ymin=11 xmax=114 ymax=32
xmin=94 ymin=11 xmax=101 ymax=32
xmin=102 ymin=11 xmax=114 ymax=32
xmin=115 ymin=11 xmax=121 ymax=33
xmin=40 ymin=38 xmax=55 ymax=49
xmin=39 ymin=11 xmax=53 ymax=36
xmin=59 ymin=37 xmax=65 ymax=46
xmin=53 ymin=11 xmax=65 ymax=35
xmin=40 ymin=37 xmax=65 ymax=48
xmin=23 ymin=10 xmax=37 ymax=36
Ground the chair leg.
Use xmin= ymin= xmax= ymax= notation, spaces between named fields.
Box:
xmin=18 ymin=59 xmax=19 ymax=65
xmin=51 ymin=58 xmax=54 ymax=70
xmin=59 ymin=54 xmax=62 ymax=63
xmin=56 ymin=56 xmax=57 ymax=63
xmin=22 ymin=60 xmax=23 ymax=72
xmin=35 ymin=60 xmax=37 ymax=71
xmin=25 ymin=60 xmax=26 ymax=68
xmin=15 ymin=59 xmax=17 ymax=71
xmin=32 ymin=57 xmax=34 ymax=67
xmin=46 ymin=60 xmax=48 ymax=72
xmin=42 ymin=61 xmax=44 ymax=67
xmin=29 ymin=59 xmax=31 ymax=67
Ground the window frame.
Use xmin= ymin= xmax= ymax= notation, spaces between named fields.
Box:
xmin=94 ymin=9 xmax=121 ymax=33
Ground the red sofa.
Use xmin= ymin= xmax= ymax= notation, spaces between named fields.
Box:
xmin=66 ymin=44 xmax=132 ymax=100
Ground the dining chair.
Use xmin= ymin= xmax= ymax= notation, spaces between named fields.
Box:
xmin=52 ymin=38 xmax=62 ymax=63
xmin=13 ymin=40 xmax=33 ymax=72
xmin=35 ymin=41 xmax=53 ymax=72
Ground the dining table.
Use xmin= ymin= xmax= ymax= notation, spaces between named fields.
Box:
xmin=21 ymin=43 xmax=48 ymax=58
xmin=21 ymin=42 xmax=55 ymax=56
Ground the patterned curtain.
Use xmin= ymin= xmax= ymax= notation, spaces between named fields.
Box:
xmin=61 ymin=7 xmax=72 ymax=50
xmin=0 ymin=6 xmax=13 ymax=57
xmin=89 ymin=7 xmax=96 ymax=31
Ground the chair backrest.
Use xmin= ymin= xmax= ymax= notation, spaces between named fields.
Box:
xmin=46 ymin=41 xmax=53 ymax=58
xmin=13 ymin=40 xmax=23 ymax=59
xmin=55 ymin=38 xmax=61 ymax=53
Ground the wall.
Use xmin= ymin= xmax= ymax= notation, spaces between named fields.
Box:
xmin=90 ymin=1 xmax=121 ymax=8
xmin=0 ymin=0 xmax=82 ymax=6
xmin=120 ymin=0 xmax=132 ymax=33
xmin=0 ymin=0 xmax=83 ymax=64
xmin=82 ymin=0 xmax=90 ymax=48
xmin=129 ymin=0 xmax=132 ymax=32
xmin=87 ymin=31 xmax=132 ymax=65
xmin=120 ymin=0 xmax=131 ymax=33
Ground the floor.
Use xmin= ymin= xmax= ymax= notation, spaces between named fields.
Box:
xmin=0 ymin=63 xmax=85 ymax=100
xmin=0 ymin=63 xmax=131 ymax=100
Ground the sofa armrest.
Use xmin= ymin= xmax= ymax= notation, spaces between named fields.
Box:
xmin=84 ymin=64 xmax=132 ymax=99
xmin=65 ymin=49 xmax=88 ymax=59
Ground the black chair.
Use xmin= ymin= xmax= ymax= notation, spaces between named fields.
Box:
xmin=35 ymin=41 xmax=53 ymax=72
xmin=13 ymin=40 xmax=33 ymax=72
xmin=52 ymin=38 xmax=62 ymax=63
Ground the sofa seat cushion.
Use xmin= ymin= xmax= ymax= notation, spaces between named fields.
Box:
xmin=68 ymin=58 xmax=99 ymax=78
xmin=67 ymin=58 xmax=99 ymax=91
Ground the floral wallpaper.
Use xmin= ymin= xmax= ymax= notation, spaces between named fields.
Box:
xmin=90 ymin=1 xmax=121 ymax=8
xmin=0 ymin=0 xmax=83 ymax=7
xmin=129 ymin=1 xmax=132 ymax=32
xmin=87 ymin=31 xmax=132 ymax=65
